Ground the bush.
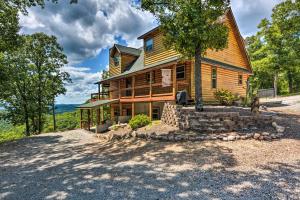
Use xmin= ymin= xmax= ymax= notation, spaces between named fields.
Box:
xmin=129 ymin=114 xmax=151 ymax=130
xmin=214 ymin=89 xmax=238 ymax=106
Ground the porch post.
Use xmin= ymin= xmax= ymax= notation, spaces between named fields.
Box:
xmin=100 ymin=106 xmax=104 ymax=122
xmin=96 ymin=108 xmax=100 ymax=134
xmin=80 ymin=109 xmax=83 ymax=129
xmin=110 ymin=105 xmax=115 ymax=121
xmin=150 ymin=70 xmax=153 ymax=97
xmin=87 ymin=109 xmax=91 ymax=131
xmin=132 ymin=76 xmax=135 ymax=98
xmin=149 ymin=101 xmax=153 ymax=120
xmin=98 ymin=83 xmax=101 ymax=99
xmin=118 ymin=79 xmax=121 ymax=99
xmin=173 ymin=65 xmax=177 ymax=99
xmin=119 ymin=103 xmax=122 ymax=117
xmin=91 ymin=109 xmax=93 ymax=127
xmin=132 ymin=102 xmax=135 ymax=118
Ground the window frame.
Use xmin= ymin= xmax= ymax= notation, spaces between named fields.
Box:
xmin=238 ymin=74 xmax=243 ymax=85
xmin=145 ymin=38 xmax=154 ymax=52
xmin=211 ymin=66 xmax=217 ymax=89
xmin=146 ymin=71 xmax=155 ymax=84
xmin=176 ymin=65 xmax=186 ymax=80
xmin=113 ymin=55 xmax=120 ymax=66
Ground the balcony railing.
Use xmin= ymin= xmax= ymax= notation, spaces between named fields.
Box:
xmin=90 ymin=92 xmax=109 ymax=102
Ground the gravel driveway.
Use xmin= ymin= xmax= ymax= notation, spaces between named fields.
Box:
xmin=1 ymin=117 xmax=300 ymax=199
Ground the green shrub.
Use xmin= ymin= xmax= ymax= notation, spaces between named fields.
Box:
xmin=214 ymin=89 xmax=238 ymax=106
xmin=129 ymin=114 xmax=151 ymax=130
xmin=0 ymin=125 xmax=25 ymax=144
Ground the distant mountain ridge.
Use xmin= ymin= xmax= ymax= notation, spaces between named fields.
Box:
xmin=55 ymin=104 xmax=80 ymax=114
xmin=0 ymin=104 xmax=80 ymax=113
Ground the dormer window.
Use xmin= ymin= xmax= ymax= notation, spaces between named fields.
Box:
xmin=145 ymin=38 xmax=153 ymax=52
xmin=113 ymin=55 xmax=120 ymax=66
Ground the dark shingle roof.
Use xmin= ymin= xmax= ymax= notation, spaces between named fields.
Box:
xmin=114 ymin=44 xmax=141 ymax=56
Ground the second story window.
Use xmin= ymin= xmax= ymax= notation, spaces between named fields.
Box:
xmin=176 ymin=65 xmax=185 ymax=80
xmin=113 ymin=55 xmax=120 ymax=66
xmin=145 ymin=38 xmax=153 ymax=52
xmin=211 ymin=66 xmax=217 ymax=89
xmin=238 ymin=74 xmax=243 ymax=85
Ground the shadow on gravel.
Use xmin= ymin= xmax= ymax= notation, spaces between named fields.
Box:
xmin=0 ymin=134 xmax=299 ymax=200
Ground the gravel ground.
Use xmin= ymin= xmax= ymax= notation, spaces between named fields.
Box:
xmin=1 ymin=112 xmax=300 ymax=199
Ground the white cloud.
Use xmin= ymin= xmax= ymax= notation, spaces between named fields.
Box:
xmin=231 ymin=0 xmax=282 ymax=36
xmin=57 ymin=66 xmax=102 ymax=104
xmin=19 ymin=0 xmax=156 ymax=64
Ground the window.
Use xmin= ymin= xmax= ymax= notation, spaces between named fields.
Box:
xmin=146 ymin=72 xmax=155 ymax=83
xmin=176 ymin=65 xmax=185 ymax=80
xmin=238 ymin=74 xmax=243 ymax=85
xmin=145 ymin=38 xmax=153 ymax=52
xmin=152 ymin=107 xmax=160 ymax=120
xmin=211 ymin=67 xmax=217 ymax=89
xmin=113 ymin=55 xmax=120 ymax=66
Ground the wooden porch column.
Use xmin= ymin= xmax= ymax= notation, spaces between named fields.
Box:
xmin=173 ymin=65 xmax=177 ymax=98
xmin=119 ymin=103 xmax=122 ymax=117
xmin=150 ymin=70 xmax=153 ymax=97
xmin=110 ymin=105 xmax=115 ymax=121
xmin=98 ymin=83 xmax=101 ymax=99
xmin=118 ymin=79 xmax=121 ymax=99
xmin=87 ymin=109 xmax=91 ymax=131
xmin=96 ymin=109 xmax=100 ymax=134
xmin=149 ymin=102 xmax=153 ymax=120
xmin=91 ymin=109 xmax=93 ymax=127
xmin=132 ymin=102 xmax=135 ymax=118
xmin=80 ymin=109 xmax=83 ymax=129
xmin=132 ymin=76 xmax=135 ymax=98
xmin=100 ymin=106 xmax=104 ymax=122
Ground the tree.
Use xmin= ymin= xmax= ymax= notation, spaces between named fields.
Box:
xmin=246 ymin=0 xmax=300 ymax=95
xmin=141 ymin=0 xmax=230 ymax=111
xmin=25 ymin=33 xmax=69 ymax=134
xmin=48 ymin=72 xmax=71 ymax=131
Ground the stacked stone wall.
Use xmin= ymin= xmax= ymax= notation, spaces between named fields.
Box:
xmin=161 ymin=103 xmax=274 ymax=133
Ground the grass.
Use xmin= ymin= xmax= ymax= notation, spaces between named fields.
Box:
xmin=0 ymin=126 xmax=25 ymax=144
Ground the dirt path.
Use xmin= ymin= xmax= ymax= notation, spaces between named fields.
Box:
xmin=0 ymin=119 xmax=299 ymax=199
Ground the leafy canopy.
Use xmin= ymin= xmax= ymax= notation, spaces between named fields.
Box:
xmin=141 ymin=0 xmax=230 ymax=57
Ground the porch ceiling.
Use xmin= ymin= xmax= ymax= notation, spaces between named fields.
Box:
xmin=77 ymin=99 xmax=119 ymax=109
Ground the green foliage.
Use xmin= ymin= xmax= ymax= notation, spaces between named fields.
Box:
xmin=214 ymin=89 xmax=237 ymax=106
xmin=43 ymin=111 xmax=80 ymax=133
xmin=129 ymin=114 xmax=151 ymax=130
xmin=246 ymin=0 xmax=300 ymax=95
xmin=0 ymin=119 xmax=24 ymax=144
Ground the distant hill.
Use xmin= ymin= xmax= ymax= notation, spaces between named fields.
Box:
xmin=0 ymin=104 xmax=80 ymax=114
xmin=55 ymin=104 xmax=80 ymax=114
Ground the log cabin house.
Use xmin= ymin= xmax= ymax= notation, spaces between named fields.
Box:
xmin=78 ymin=9 xmax=252 ymax=131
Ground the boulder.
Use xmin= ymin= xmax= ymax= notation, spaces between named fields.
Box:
xmin=262 ymin=132 xmax=270 ymax=136
xmin=227 ymin=135 xmax=236 ymax=141
xmin=253 ymin=133 xmax=261 ymax=139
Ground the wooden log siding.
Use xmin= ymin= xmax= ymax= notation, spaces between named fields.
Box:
xmin=143 ymin=11 xmax=251 ymax=71
xmin=109 ymin=51 xmax=121 ymax=76
xmin=190 ymin=62 xmax=248 ymax=101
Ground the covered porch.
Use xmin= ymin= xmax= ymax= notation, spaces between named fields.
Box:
xmin=77 ymin=99 xmax=119 ymax=132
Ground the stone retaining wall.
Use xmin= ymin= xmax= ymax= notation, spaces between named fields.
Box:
xmin=161 ymin=103 xmax=274 ymax=133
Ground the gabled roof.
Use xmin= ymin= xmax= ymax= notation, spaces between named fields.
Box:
xmin=112 ymin=44 xmax=142 ymax=57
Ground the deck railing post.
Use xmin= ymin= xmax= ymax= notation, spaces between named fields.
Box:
xmin=150 ymin=70 xmax=153 ymax=97
xmin=80 ymin=109 xmax=83 ymax=129
xmin=173 ymin=65 xmax=177 ymax=99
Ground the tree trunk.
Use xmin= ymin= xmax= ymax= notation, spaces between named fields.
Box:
xmin=287 ymin=71 xmax=293 ymax=94
xmin=274 ymin=71 xmax=278 ymax=97
xmin=23 ymin=103 xmax=30 ymax=136
xmin=194 ymin=46 xmax=204 ymax=111
xmin=52 ymin=99 xmax=56 ymax=131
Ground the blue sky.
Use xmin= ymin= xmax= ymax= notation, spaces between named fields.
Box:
xmin=19 ymin=0 xmax=282 ymax=104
